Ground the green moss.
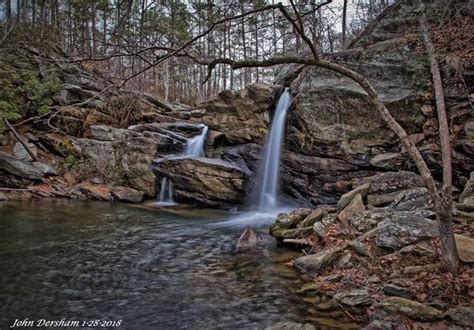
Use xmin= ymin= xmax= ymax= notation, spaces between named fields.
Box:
xmin=0 ymin=47 xmax=61 ymax=133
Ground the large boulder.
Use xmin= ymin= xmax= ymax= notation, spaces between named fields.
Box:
xmin=152 ymin=157 xmax=248 ymax=208
xmin=0 ymin=152 xmax=44 ymax=180
xmin=376 ymin=214 xmax=438 ymax=249
xmin=193 ymin=83 xmax=277 ymax=144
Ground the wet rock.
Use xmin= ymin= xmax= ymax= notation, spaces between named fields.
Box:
xmin=334 ymin=288 xmax=372 ymax=307
xmin=152 ymin=157 xmax=247 ymax=208
xmin=383 ymin=279 xmax=415 ymax=299
xmin=297 ymin=208 xmax=327 ymax=228
xmin=90 ymin=125 xmax=133 ymax=141
xmin=273 ymin=227 xmax=314 ymax=240
xmin=272 ymin=208 xmax=312 ymax=230
xmin=445 ymin=306 xmax=474 ymax=327
xmin=376 ymin=213 xmax=438 ymax=249
xmin=32 ymin=162 xmax=58 ymax=176
xmin=110 ymin=186 xmax=144 ymax=203
xmin=0 ymin=152 xmax=44 ymax=180
xmin=265 ymin=321 xmax=315 ymax=330
xmin=236 ymin=226 xmax=265 ymax=250
xmin=337 ymin=183 xmax=370 ymax=211
xmin=338 ymin=193 xmax=365 ymax=223
xmin=115 ymin=136 xmax=167 ymax=196
xmin=294 ymin=246 xmax=344 ymax=276
xmin=454 ymin=234 xmax=474 ymax=263
xmin=375 ymin=297 xmax=442 ymax=321
xmin=370 ymin=153 xmax=404 ymax=170
xmin=13 ymin=141 xmax=38 ymax=162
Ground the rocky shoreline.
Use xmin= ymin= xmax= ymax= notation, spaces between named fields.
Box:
xmin=265 ymin=171 xmax=474 ymax=329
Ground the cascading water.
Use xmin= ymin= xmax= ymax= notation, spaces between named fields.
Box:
xmin=257 ymin=88 xmax=292 ymax=211
xmin=157 ymin=177 xmax=176 ymax=206
xmin=217 ymin=88 xmax=293 ymax=228
xmin=185 ymin=125 xmax=208 ymax=157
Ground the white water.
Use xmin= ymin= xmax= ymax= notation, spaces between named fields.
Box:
xmin=185 ymin=125 xmax=208 ymax=157
xmin=217 ymin=88 xmax=293 ymax=228
xmin=157 ymin=177 xmax=176 ymax=206
xmin=257 ymin=88 xmax=292 ymax=211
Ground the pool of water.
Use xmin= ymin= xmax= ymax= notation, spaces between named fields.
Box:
xmin=0 ymin=200 xmax=357 ymax=329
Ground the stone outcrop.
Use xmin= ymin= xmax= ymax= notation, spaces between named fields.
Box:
xmin=191 ymin=83 xmax=277 ymax=144
xmin=152 ymin=156 xmax=248 ymax=208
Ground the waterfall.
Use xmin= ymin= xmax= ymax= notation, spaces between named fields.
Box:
xmin=214 ymin=88 xmax=292 ymax=228
xmin=185 ymin=125 xmax=208 ymax=157
xmin=157 ymin=177 xmax=176 ymax=205
xmin=257 ymin=88 xmax=292 ymax=211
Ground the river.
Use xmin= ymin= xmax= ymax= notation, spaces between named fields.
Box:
xmin=0 ymin=200 xmax=352 ymax=329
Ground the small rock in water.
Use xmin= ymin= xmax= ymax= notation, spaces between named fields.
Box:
xmin=236 ymin=226 xmax=264 ymax=251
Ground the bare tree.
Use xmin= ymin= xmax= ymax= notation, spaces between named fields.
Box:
xmin=198 ymin=0 xmax=459 ymax=272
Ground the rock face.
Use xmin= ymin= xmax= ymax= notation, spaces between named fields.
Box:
xmin=152 ymin=157 xmax=248 ymax=208
xmin=193 ymin=83 xmax=276 ymax=144
xmin=0 ymin=152 xmax=44 ymax=180
xmin=376 ymin=214 xmax=438 ymax=249
xmin=375 ymin=297 xmax=442 ymax=321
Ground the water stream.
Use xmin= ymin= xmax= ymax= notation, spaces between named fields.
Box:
xmin=219 ymin=88 xmax=293 ymax=228
xmin=257 ymin=88 xmax=292 ymax=212
xmin=157 ymin=177 xmax=176 ymax=206
xmin=0 ymin=200 xmax=359 ymax=329
xmin=185 ymin=125 xmax=208 ymax=157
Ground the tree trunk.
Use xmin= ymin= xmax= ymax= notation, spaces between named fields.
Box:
xmin=341 ymin=0 xmax=348 ymax=49
xmin=422 ymin=16 xmax=459 ymax=272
